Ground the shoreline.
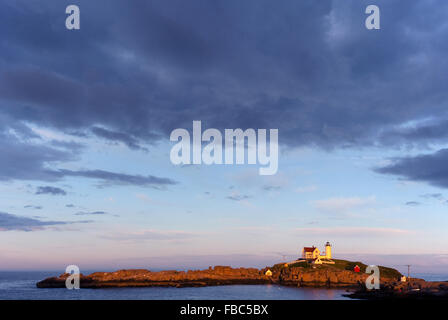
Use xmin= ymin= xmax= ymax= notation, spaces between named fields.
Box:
xmin=35 ymin=261 xmax=448 ymax=299
xmin=35 ymin=263 xmax=391 ymax=290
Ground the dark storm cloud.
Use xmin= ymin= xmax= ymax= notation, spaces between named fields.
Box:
xmin=226 ymin=194 xmax=251 ymax=201
xmin=24 ymin=205 xmax=43 ymax=210
xmin=380 ymin=120 xmax=448 ymax=148
xmin=262 ymin=185 xmax=282 ymax=191
xmin=0 ymin=130 xmax=74 ymax=182
xmin=0 ymin=123 xmax=177 ymax=187
xmin=57 ymin=169 xmax=177 ymax=187
xmin=0 ymin=211 xmax=92 ymax=231
xmin=74 ymin=211 xmax=107 ymax=216
xmin=0 ymin=133 xmax=177 ymax=186
xmin=50 ymin=140 xmax=85 ymax=152
xmin=91 ymin=127 xmax=145 ymax=150
xmin=375 ymin=149 xmax=448 ymax=189
xmin=420 ymin=193 xmax=444 ymax=200
xmin=35 ymin=186 xmax=67 ymax=195
xmin=1 ymin=0 xmax=448 ymax=151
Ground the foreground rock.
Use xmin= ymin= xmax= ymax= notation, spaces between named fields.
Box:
xmin=344 ymin=279 xmax=448 ymax=300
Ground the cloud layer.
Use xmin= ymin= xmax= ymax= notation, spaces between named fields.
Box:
xmin=296 ymin=227 xmax=412 ymax=237
xmin=1 ymin=0 xmax=448 ymax=152
xmin=313 ymin=196 xmax=375 ymax=212
xmin=376 ymin=149 xmax=448 ymax=189
xmin=0 ymin=212 xmax=91 ymax=231
xmin=35 ymin=186 xmax=67 ymax=196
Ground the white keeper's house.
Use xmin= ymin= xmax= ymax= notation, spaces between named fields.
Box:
xmin=288 ymin=242 xmax=335 ymax=265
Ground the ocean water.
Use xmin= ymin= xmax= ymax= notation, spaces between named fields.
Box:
xmin=412 ymin=273 xmax=448 ymax=282
xmin=1 ymin=271 xmax=447 ymax=300
xmin=0 ymin=271 xmax=351 ymax=300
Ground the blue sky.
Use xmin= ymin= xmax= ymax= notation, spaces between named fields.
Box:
xmin=1 ymin=0 xmax=448 ymax=274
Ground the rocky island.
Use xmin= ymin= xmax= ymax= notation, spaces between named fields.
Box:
xmin=36 ymin=259 xmax=400 ymax=289
xmin=37 ymin=239 xmax=448 ymax=300
xmin=36 ymin=258 xmax=448 ymax=299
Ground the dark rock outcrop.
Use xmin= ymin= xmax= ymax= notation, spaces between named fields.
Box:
xmin=276 ymin=267 xmax=373 ymax=288
xmin=344 ymin=279 xmax=448 ymax=300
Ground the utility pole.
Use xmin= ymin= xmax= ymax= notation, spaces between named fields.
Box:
xmin=404 ymin=264 xmax=411 ymax=281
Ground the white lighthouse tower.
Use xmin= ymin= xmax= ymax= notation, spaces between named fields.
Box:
xmin=325 ymin=241 xmax=332 ymax=259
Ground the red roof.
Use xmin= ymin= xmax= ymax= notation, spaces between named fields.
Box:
xmin=303 ymin=246 xmax=317 ymax=252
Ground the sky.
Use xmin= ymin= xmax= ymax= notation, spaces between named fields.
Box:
xmin=1 ymin=0 xmax=448 ymax=274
